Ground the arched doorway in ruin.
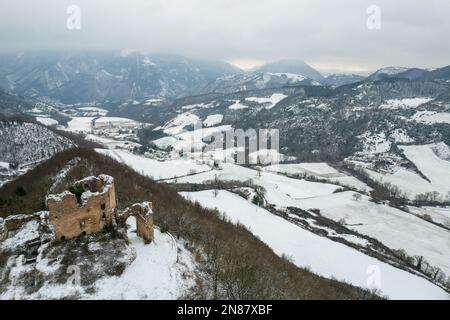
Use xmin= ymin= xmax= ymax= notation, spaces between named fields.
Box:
xmin=117 ymin=202 xmax=154 ymax=244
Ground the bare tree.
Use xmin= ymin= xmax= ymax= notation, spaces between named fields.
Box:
xmin=352 ymin=193 xmax=362 ymax=201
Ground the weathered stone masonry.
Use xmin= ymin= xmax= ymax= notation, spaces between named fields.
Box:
xmin=119 ymin=202 xmax=154 ymax=244
xmin=47 ymin=175 xmax=153 ymax=243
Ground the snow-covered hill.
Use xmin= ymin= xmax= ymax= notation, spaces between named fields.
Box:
xmin=0 ymin=214 xmax=195 ymax=299
xmin=0 ymin=120 xmax=74 ymax=167
xmin=181 ymin=190 xmax=449 ymax=300
xmin=0 ymin=120 xmax=74 ymax=185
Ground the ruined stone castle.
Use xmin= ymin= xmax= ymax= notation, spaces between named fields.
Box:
xmin=46 ymin=175 xmax=153 ymax=243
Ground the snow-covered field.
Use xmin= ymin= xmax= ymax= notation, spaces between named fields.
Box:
xmin=172 ymin=162 xmax=339 ymax=207
xmin=228 ymin=100 xmax=248 ymax=110
xmin=85 ymin=134 xmax=141 ymax=150
xmin=245 ymin=93 xmax=288 ymax=109
xmin=94 ymin=117 xmax=138 ymax=128
xmin=77 ymin=107 xmax=108 ymax=115
xmin=379 ymin=98 xmax=432 ymax=109
xmin=412 ymin=111 xmax=450 ymax=124
xmin=162 ymin=112 xmax=200 ymax=135
xmin=400 ymin=144 xmax=450 ymax=195
xmin=154 ymin=124 xmax=232 ymax=152
xmin=96 ymin=148 xmax=211 ymax=180
xmin=267 ymin=72 xmax=306 ymax=82
xmin=265 ymin=162 xmax=370 ymax=191
xmin=88 ymin=217 xmax=195 ymax=299
xmin=407 ymin=206 xmax=450 ymax=228
xmin=365 ymin=167 xmax=438 ymax=197
xmin=36 ymin=117 xmax=58 ymax=126
xmin=359 ymin=143 xmax=450 ymax=198
xmin=66 ymin=117 xmax=95 ymax=132
xmin=77 ymin=107 xmax=108 ymax=112
xmin=203 ymin=114 xmax=223 ymax=127
xmin=297 ymin=191 xmax=450 ymax=276
xmin=181 ymin=190 xmax=449 ymax=300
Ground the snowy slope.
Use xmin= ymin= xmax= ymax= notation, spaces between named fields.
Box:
xmin=265 ymin=163 xmax=371 ymax=191
xmin=379 ymin=98 xmax=432 ymax=109
xmin=365 ymin=167 xmax=437 ymax=197
xmin=66 ymin=117 xmax=95 ymax=133
xmin=366 ymin=143 xmax=450 ymax=200
xmin=96 ymin=148 xmax=212 ymax=180
xmin=87 ymin=217 xmax=195 ymax=299
xmin=407 ymin=206 xmax=450 ymax=228
xmin=36 ymin=117 xmax=58 ymax=126
xmin=180 ymin=190 xmax=449 ymax=300
xmin=203 ymin=114 xmax=223 ymax=127
xmin=412 ymin=111 xmax=450 ymax=124
xmin=366 ymin=143 xmax=450 ymax=198
xmin=172 ymin=162 xmax=339 ymax=207
xmin=245 ymin=93 xmax=288 ymax=109
xmin=400 ymin=144 xmax=450 ymax=194
xmin=0 ymin=216 xmax=195 ymax=300
xmin=297 ymin=191 xmax=450 ymax=275
xmin=0 ymin=121 xmax=74 ymax=166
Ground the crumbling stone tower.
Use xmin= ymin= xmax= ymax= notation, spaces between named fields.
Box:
xmin=47 ymin=175 xmax=116 ymax=240
xmin=47 ymin=174 xmax=154 ymax=244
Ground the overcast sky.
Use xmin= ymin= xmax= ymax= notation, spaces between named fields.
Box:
xmin=1 ymin=0 xmax=449 ymax=73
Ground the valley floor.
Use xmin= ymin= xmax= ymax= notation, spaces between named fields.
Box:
xmin=9 ymin=107 xmax=447 ymax=300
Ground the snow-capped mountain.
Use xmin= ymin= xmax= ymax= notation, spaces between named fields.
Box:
xmin=423 ymin=65 xmax=450 ymax=81
xmin=254 ymin=59 xmax=324 ymax=81
xmin=367 ymin=66 xmax=450 ymax=83
xmin=367 ymin=67 xmax=410 ymax=81
xmin=130 ymin=67 xmax=450 ymax=165
xmin=201 ymin=71 xmax=320 ymax=94
xmin=322 ymin=74 xmax=365 ymax=87
xmin=0 ymin=52 xmax=241 ymax=103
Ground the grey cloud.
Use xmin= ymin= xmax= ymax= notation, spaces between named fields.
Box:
xmin=0 ymin=0 xmax=449 ymax=72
